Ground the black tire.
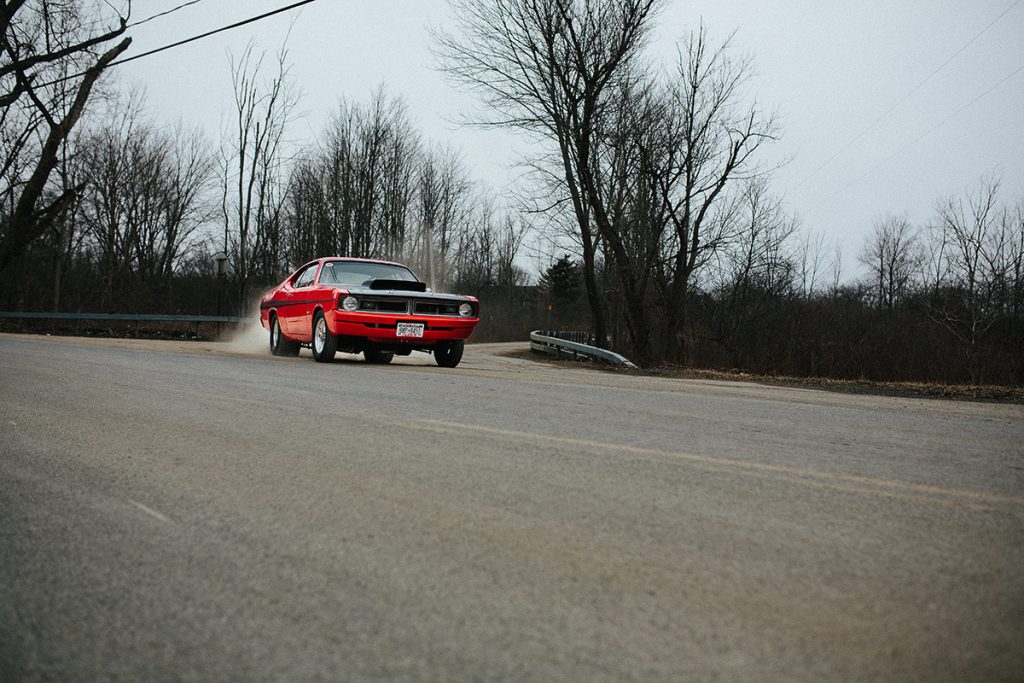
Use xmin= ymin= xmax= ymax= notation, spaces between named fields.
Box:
xmin=269 ymin=315 xmax=299 ymax=356
xmin=364 ymin=347 xmax=394 ymax=364
xmin=311 ymin=312 xmax=336 ymax=363
xmin=434 ymin=340 xmax=464 ymax=368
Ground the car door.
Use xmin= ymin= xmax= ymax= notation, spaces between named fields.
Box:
xmin=283 ymin=263 xmax=319 ymax=338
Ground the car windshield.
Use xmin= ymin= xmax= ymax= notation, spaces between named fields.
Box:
xmin=318 ymin=260 xmax=419 ymax=286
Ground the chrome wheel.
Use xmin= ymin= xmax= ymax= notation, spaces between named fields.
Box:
xmin=314 ymin=317 xmax=327 ymax=354
xmin=311 ymin=312 xmax=336 ymax=363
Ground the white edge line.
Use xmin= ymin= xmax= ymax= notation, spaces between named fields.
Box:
xmin=130 ymin=500 xmax=172 ymax=524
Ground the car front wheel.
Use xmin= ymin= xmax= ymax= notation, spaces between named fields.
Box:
xmin=311 ymin=312 xmax=336 ymax=363
xmin=434 ymin=340 xmax=464 ymax=368
xmin=269 ymin=315 xmax=299 ymax=356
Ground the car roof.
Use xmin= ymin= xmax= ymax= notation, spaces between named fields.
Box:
xmin=295 ymin=257 xmax=409 ymax=273
xmin=310 ymin=256 xmax=407 ymax=268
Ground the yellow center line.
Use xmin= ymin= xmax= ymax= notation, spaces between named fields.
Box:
xmin=406 ymin=419 xmax=1024 ymax=511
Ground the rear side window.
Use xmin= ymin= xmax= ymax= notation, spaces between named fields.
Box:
xmin=293 ymin=264 xmax=318 ymax=288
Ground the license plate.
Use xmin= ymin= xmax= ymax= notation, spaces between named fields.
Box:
xmin=396 ymin=322 xmax=425 ymax=338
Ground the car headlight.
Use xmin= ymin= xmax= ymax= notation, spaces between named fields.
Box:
xmin=340 ymin=296 xmax=359 ymax=312
xmin=458 ymin=302 xmax=474 ymax=317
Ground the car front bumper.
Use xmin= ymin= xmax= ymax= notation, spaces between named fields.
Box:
xmin=326 ymin=309 xmax=478 ymax=345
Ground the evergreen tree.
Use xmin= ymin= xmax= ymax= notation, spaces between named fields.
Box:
xmin=540 ymin=255 xmax=582 ymax=303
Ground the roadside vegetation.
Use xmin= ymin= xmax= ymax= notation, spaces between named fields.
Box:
xmin=1 ymin=1 xmax=1020 ymax=386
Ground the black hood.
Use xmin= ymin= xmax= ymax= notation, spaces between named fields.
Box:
xmin=367 ymin=279 xmax=427 ymax=292
xmin=342 ymin=284 xmax=472 ymax=303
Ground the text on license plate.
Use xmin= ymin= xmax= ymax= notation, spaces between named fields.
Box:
xmin=396 ymin=322 xmax=425 ymax=338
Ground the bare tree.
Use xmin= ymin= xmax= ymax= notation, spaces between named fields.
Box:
xmin=77 ymin=91 xmax=144 ymax=305
xmin=221 ymin=42 xmax=297 ymax=310
xmin=160 ymin=123 xmax=216 ymax=286
xmin=451 ymin=197 xmax=498 ymax=292
xmin=828 ymin=244 xmax=844 ymax=293
xmin=709 ymin=177 xmax=796 ymax=365
xmin=795 ymin=226 xmax=826 ymax=299
xmin=437 ymin=0 xmax=664 ymax=352
xmin=46 ymin=132 xmax=87 ymax=309
xmin=414 ymin=144 xmax=469 ymax=289
xmin=636 ymin=27 xmax=778 ymax=359
xmin=929 ymin=176 xmax=1008 ymax=382
xmin=1008 ymin=201 xmax=1024 ymax=319
xmin=439 ymin=5 xmax=779 ymax=363
xmin=377 ymin=97 xmax=419 ymax=261
xmin=858 ymin=214 xmax=921 ymax=311
xmin=76 ymin=93 xmax=214 ymax=309
xmin=281 ymin=88 xmax=493 ymax=294
xmin=0 ymin=0 xmax=131 ymax=271
xmin=450 ymin=195 xmax=527 ymax=294
xmin=311 ymin=89 xmax=420 ymax=261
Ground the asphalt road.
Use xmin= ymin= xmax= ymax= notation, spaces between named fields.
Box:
xmin=1 ymin=332 xmax=1022 ymax=681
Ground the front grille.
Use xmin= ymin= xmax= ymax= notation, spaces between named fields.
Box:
xmin=359 ymin=299 xmax=408 ymax=313
xmin=413 ymin=300 xmax=461 ymax=316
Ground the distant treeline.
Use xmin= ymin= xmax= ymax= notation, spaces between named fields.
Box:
xmin=3 ymin=120 xmax=1022 ymax=385
xmin=541 ymin=176 xmax=1024 ymax=386
xmin=2 ymin=0 xmax=1021 ymax=385
xmin=2 ymin=82 xmax=531 ymax=330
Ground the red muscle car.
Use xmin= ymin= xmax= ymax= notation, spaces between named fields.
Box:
xmin=259 ymin=257 xmax=479 ymax=367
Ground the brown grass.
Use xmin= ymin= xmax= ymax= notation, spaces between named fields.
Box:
xmin=510 ymin=349 xmax=1024 ymax=404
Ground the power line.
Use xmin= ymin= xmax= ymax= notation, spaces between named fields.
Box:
xmin=792 ymin=0 xmax=1021 ymax=192
xmin=128 ymin=0 xmax=206 ymax=29
xmin=35 ymin=0 xmax=315 ymax=87
xmin=805 ymin=62 xmax=1024 ymax=215
xmin=112 ymin=0 xmax=315 ymax=68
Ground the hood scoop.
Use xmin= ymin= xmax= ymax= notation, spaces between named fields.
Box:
xmin=368 ymin=279 xmax=427 ymax=292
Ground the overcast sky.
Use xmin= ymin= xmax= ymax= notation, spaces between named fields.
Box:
xmin=116 ymin=0 xmax=1024 ymax=279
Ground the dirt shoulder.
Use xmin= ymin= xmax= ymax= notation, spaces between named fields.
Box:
xmin=504 ymin=348 xmax=1024 ymax=405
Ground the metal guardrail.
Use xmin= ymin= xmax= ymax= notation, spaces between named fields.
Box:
xmin=539 ymin=329 xmax=592 ymax=345
xmin=530 ymin=330 xmax=637 ymax=368
xmin=0 ymin=311 xmax=253 ymax=337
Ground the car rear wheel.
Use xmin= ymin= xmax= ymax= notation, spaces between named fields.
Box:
xmin=269 ymin=315 xmax=299 ymax=356
xmin=434 ymin=340 xmax=464 ymax=368
xmin=364 ymin=347 xmax=394 ymax=364
xmin=311 ymin=312 xmax=336 ymax=362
